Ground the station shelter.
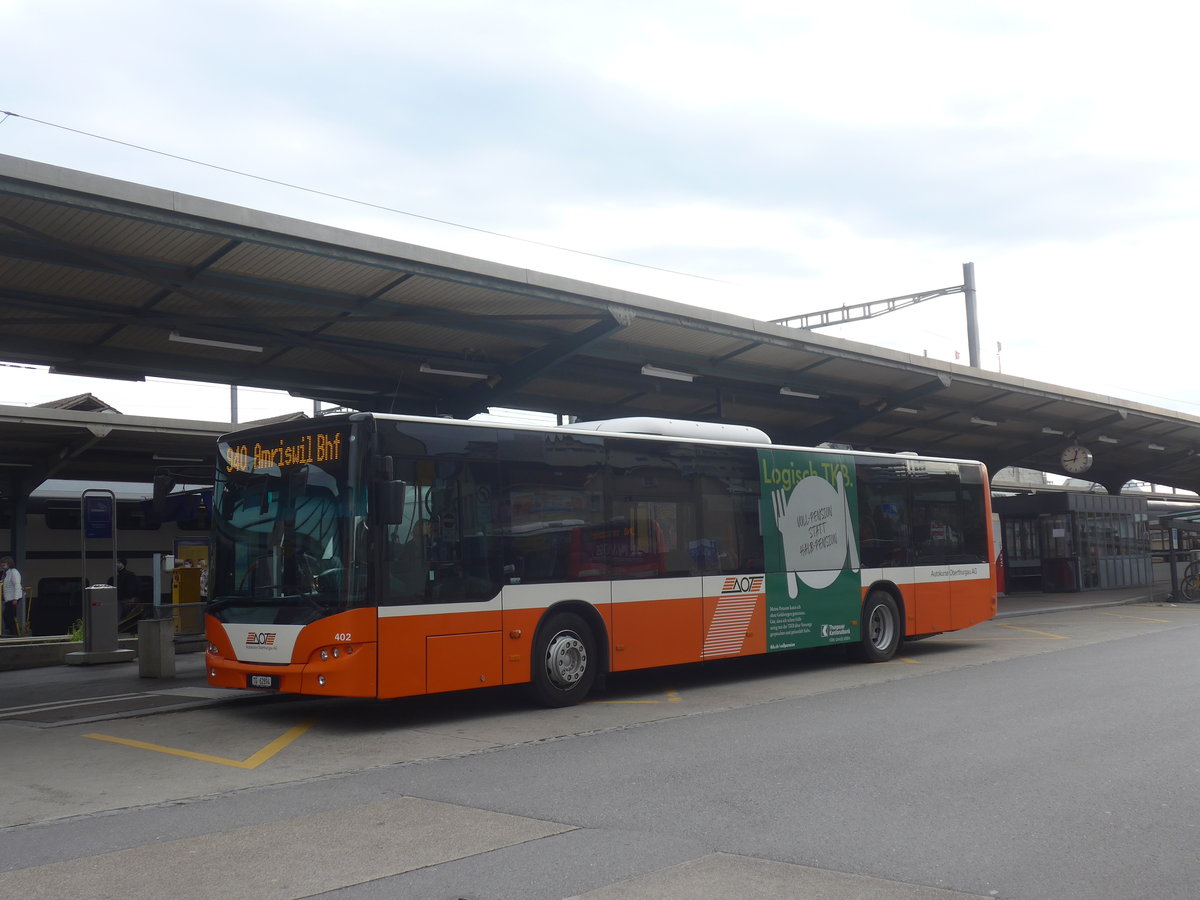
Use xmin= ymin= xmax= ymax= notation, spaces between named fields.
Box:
xmin=993 ymin=492 xmax=1152 ymax=594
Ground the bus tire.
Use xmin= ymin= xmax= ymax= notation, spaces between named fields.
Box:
xmin=856 ymin=590 xmax=901 ymax=662
xmin=530 ymin=611 xmax=597 ymax=707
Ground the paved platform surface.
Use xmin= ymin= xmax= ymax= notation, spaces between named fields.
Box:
xmin=3 ymin=583 xmax=1195 ymax=898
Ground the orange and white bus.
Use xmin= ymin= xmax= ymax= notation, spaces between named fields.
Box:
xmin=204 ymin=413 xmax=995 ymax=706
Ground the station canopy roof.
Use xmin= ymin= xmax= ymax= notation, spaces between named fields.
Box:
xmin=0 ymin=398 xmax=229 ymax=489
xmin=1158 ymin=507 xmax=1200 ymax=535
xmin=1 ymin=153 xmax=1199 ymax=495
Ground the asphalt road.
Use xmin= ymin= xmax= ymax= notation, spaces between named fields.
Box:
xmin=2 ymin=601 xmax=1199 ymax=898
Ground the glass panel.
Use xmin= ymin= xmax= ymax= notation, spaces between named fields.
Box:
xmin=500 ymin=431 xmax=607 ymax=584
xmin=856 ymin=458 xmax=910 ymax=568
xmin=1004 ymin=518 xmax=1040 ymax=566
xmin=382 ymin=457 xmax=502 ymax=604
xmin=695 ymin=444 xmax=762 ymax=574
xmin=211 ymin=424 xmax=366 ymax=624
xmin=911 ymin=471 xmax=967 ymax=564
xmin=1040 ymin=514 xmax=1073 ymax=557
xmin=607 ymin=438 xmax=697 ymax=579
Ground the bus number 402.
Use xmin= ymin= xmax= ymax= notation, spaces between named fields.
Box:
xmin=333 ymin=633 xmax=352 ymax=642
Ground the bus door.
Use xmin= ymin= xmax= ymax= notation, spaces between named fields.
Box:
xmin=910 ymin=474 xmax=966 ymax=634
xmin=607 ymin=501 xmax=703 ymax=671
xmin=377 ymin=457 xmax=504 ymax=698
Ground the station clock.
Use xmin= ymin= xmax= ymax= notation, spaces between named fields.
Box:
xmin=1060 ymin=444 xmax=1094 ymax=474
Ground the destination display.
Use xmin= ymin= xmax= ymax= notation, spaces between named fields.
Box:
xmin=223 ymin=431 xmax=344 ymax=474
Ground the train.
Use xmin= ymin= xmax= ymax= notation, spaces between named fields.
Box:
xmin=0 ymin=480 xmax=211 ymax=635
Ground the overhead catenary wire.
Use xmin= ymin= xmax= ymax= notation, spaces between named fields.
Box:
xmin=0 ymin=109 xmax=726 ymax=284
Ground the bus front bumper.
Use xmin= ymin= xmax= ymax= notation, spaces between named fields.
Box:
xmin=206 ymin=642 xmax=378 ymax=697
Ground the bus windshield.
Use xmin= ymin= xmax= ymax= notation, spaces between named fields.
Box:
xmin=210 ymin=426 xmax=367 ymax=624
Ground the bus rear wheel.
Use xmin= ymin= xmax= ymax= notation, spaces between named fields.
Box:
xmin=856 ymin=590 xmax=901 ymax=662
xmin=530 ymin=611 xmax=597 ymax=707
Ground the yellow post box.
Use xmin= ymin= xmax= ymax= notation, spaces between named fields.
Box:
xmin=171 ymin=566 xmax=203 ymax=634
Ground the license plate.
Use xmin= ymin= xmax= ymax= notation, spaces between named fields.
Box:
xmin=248 ymin=674 xmax=279 ymax=690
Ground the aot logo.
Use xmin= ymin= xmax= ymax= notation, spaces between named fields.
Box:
xmin=246 ymin=632 xmax=277 ymax=647
xmin=721 ymin=576 xmax=764 ymax=594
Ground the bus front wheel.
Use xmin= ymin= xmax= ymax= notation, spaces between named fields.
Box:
xmin=530 ymin=612 xmax=597 ymax=707
xmin=856 ymin=591 xmax=901 ymax=662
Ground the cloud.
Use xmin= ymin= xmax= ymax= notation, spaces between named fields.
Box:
xmin=6 ymin=1 xmax=1189 ymax=253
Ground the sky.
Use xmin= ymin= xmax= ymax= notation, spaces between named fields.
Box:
xmin=2 ymin=0 xmax=1199 ymax=424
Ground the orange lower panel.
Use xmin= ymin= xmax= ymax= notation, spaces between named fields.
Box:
xmin=610 ymin=596 xmax=702 ymax=672
xmin=900 ymin=580 xmax=996 ymax=636
xmin=952 ymin=582 xmax=997 ymax=630
xmin=376 ymin=609 xmax=502 ymax=699
xmin=501 ymin=608 xmax=542 ymax=687
xmin=427 ymin=632 xmax=503 ymax=693
xmin=913 ymin=582 xmax=951 ymax=635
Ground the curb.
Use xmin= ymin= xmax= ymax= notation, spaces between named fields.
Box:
xmin=995 ymin=593 xmax=1162 ymax=619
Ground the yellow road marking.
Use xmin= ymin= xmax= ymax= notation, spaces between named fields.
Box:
xmin=1097 ymin=611 xmax=1171 ymax=623
xmin=885 ymin=656 xmax=920 ymax=664
xmin=590 ymin=688 xmax=682 ymax=705
xmin=994 ymin=624 xmax=1069 ymax=639
xmin=84 ymin=720 xmax=314 ymax=769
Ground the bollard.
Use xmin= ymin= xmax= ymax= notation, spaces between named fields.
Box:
xmin=138 ymin=615 xmax=176 ymax=678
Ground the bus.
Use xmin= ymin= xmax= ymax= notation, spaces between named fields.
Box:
xmin=204 ymin=413 xmax=996 ymax=706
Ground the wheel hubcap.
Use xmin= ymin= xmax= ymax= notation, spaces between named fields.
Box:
xmin=869 ymin=605 xmax=894 ymax=650
xmin=545 ymin=630 xmax=587 ymax=689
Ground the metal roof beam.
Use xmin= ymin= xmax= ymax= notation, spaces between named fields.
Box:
xmin=0 ymin=232 xmax=607 ymax=347
xmin=28 ymin=424 xmax=112 ymax=484
xmin=2 ymin=333 xmax=425 ymax=406
xmin=443 ymin=313 xmax=631 ymax=418
xmin=985 ymin=410 xmax=1133 ymax=472
xmin=788 ymin=374 xmax=953 ymax=445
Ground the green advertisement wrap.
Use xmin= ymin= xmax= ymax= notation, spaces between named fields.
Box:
xmin=758 ymin=449 xmax=861 ymax=651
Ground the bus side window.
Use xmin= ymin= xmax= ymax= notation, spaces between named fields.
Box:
xmin=606 ymin=438 xmax=701 ymax=580
xmin=501 ymin=429 xmax=608 ymax=585
xmin=856 ymin=460 xmax=910 ymax=568
xmin=696 ymin=445 xmax=761 ymax=575
xmin=382 ymin=460 xmax=502 ymax=604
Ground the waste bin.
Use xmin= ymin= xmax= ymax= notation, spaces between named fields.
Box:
xmin=83 ymin=584 xmax=119 ymax=653
xmin=65 ymin=583 xmax=134 ymax=666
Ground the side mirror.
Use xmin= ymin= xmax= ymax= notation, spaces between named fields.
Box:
xmin=287 ymin=464 xmax=310 ymax=492
xmin=152 ymin=473 xmax=176 ymax=520
xmin=375 ymin=480 xmax=409 ymax=525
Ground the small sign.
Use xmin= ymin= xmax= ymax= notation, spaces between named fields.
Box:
xmin=84 ymin=496 xmax=114 ymax=540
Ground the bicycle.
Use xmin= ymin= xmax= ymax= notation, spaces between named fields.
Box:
xmin=1181 ymin=561 xmax=1200 ymax=602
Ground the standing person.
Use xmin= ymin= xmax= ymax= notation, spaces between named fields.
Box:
xmin=1 ymin=556 xmax=22 ymax=637
xmin=109 ymin=558 xmax=141 ymax=626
